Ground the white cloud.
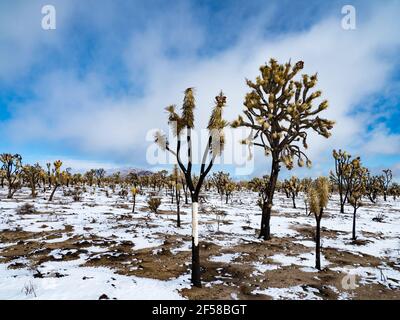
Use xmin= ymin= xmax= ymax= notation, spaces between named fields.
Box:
xmin=1 ymin=1 xmax=400 ymax=177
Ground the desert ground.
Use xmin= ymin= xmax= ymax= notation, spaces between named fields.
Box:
xmin=0 ymin=186 xmax=399 ymax=300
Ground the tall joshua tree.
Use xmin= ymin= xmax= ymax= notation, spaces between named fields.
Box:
xmin=308 ymin=177 xmax=330 ymax=270
xmin=155 ymin=88 xmax=228 ymax=287
xmin=0 ymin=153 xmax=22 ymax=199
xmin=232 ymin=59 xmax=334 ymax=240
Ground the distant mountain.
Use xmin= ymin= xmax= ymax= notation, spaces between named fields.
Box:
xmin=105 ymin=167 xmax=154 ymax=177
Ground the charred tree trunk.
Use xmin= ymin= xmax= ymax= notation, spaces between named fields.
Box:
xmin=339 ymin=187 xmax=345 ymax=213
xmin=315 ymin=216 xmax=321 ymax=270
xmin=184 ymin=189 xmax=188 ymax=204
xmin=176 ymin=188 xmax=181 ymax=228
xmin=259 ymin=158 xmax=280 ymax=240
xmin=49 ymin=184 xmax=59 ymax=202
xmin=191 ymin=195 xmax=201 ymax=287
xmin=352 ymin=207 xmax=357 ymax=240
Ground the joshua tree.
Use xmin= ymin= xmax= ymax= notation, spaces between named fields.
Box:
xmin=131 ymin=186 xmax=138 ymax=213
xmin=39 ymin=169 xmax=47 ymax=192
xmin=365 ymin=171 xmax=382 ymax=203
xmin=49 ymin=160 xmax=63 ymax=201
xmin=72 ymin=173 xmax=83 ymax=187
xmin=155 ymin=88 xmax=228 ymax=287
xmin=95 ymin=168 xmax=106 ymax=187
xmin=147 ymin=196 xmax=161 ymax=214
xmin=0 ymin=168 xmax=6 ymax=188
xmin=211 ymin=171 xmax=230 ymax=201
xmin=127 ymin=171 xmax=140 ymax=188
xmin=46 ymin=162 xmax=51 ymax=188
xmin=389 ymin=183 xmax=400 ymax=200
xmin=330 ymin=150 xmax=353 ymax=213
xmin=22 ymin=163 xmax=42 ymax=198
xmin=301 ymin=178 xmax=313 ymax=214
xmin=308 ymin=177 xmax=330 ymax=270
xmin=112 ymin=172 xmax=121 ymax=186
xmin=0 ymin=153 xmax=22 ymax=199
xmin=348 ymin=164 xmax=367 ymax=240
xmin=380 ymin=169 xmax=392 ymax=202
xmin=248 ymin=175 xmax=270 ymax=209
xmin=283 ymin=176 xmax=302 ymax=208
xmin=223 ymin=181 xmax=236 ymax=204
xmin=232 ymin=59 xmax=334 ymax=240
xmin=84 ymin=169 xmax=96 ymax=187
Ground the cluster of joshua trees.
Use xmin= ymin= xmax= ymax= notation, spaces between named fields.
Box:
xmin=1 ymin=58 xmax=398 ymax=288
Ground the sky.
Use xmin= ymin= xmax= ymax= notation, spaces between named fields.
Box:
xmin=0 ymin=0 xmax=399 ymax=179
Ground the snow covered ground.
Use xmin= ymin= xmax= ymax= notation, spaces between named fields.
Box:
xmin=0 ymin=186 xmax=399 ymax=300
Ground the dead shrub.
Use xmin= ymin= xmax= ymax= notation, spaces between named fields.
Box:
xmin=17 ymin=203 xmax=37 ymax=215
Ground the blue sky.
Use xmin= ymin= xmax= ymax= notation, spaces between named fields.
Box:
xmin=0 ymin=0 xmax=399 ymax=178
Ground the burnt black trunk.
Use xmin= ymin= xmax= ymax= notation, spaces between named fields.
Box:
xmin=191 ymin=237 xmax=201 ymax=287
xmin=259 ymin=158 xmax=280 ymax=240
xmin=176 ymin=190 xmax=181 ymax=228
xmin=49 ymin=184 xmax=59 ymax=201
xmin=191 ymin=193 xmax=201 ymax=288
xmin=315 ymin=217 xmax=321 ymax=270
xmin=352 ymin=207 xmax=357 ymax=240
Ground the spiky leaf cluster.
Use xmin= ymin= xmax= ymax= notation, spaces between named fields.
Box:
xmin=308 ymin=177 xmax=330 ymax=216
xmin=232 ymin=59 xmax=334 ymax=169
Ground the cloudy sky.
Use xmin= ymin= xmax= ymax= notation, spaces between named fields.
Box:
xmin=0 ymin=0 xmax=399 ymax=179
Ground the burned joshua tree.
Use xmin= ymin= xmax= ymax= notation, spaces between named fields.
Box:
xmin=232 ymin=59 xmax=334 ymax=240
xmin=155 ymin=88 xmax=228 ymax=287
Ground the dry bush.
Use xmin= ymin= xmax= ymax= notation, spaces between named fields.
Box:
xmin=17 ymin=203 xmax=37 ymax=215
xmin=372 ymin=213 xmax=385 ymax=223
xmin=147 ymin=196 xmax=161 ymax=213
